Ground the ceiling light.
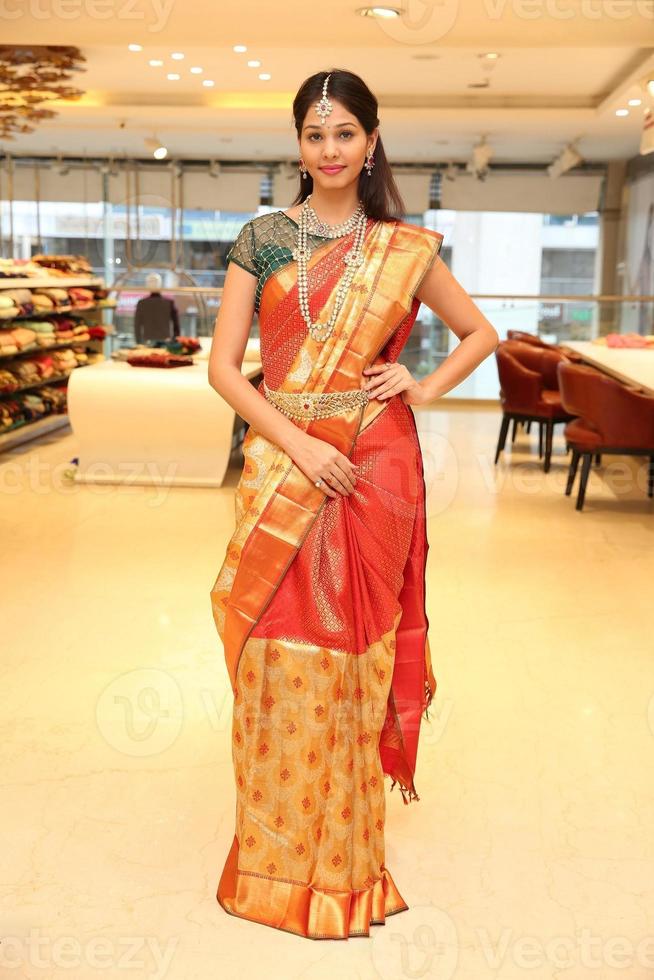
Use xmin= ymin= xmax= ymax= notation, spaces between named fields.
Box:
xmin=167 ymin=73 xmax=180 ymax=81
xmin=128 ymin=44 xmax=142 ymax=52
xmin=233 ymin=44 xmax=247 ymax=53
xmin=259 ymin=73 xmax=271 ymax=80
xmin=357 ymin=5 xmax=401 ymax=16
xmin=203 ymin=79 xmax=215 ymax=87
xmin=615 ymin=108 xmax=629 ymax=116
xmin=208 ymin=159 xmax=221 ymax=178
xmin=647 ymin=79 xmax=654 ymax=96
xmin=171 ymin=52 xmax=184 ymax=60
xmin=144 ymin=137 xmax=168 ymax=160
xmin=190 ymin=66 xmax=203 ymax=74
xmin=247 ymin=60 xmax=261 ymax=68
xmin=149 ymin=59 xmax=163 ymax=67
xmin=466 ymin=138 xmax=493 ymax=179
xmin=628 ymin=98 xmax=642 ymax=106
xmin=482 ymin=52 xmax=500 ymax=59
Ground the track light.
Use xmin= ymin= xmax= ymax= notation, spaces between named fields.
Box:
xmin=145 ymin=136 xmax=168 ymax=160
xmin=547 ymin=143 xmax=582 ymax=178
xmin=466 ymin=138 xmax=492 ymax=179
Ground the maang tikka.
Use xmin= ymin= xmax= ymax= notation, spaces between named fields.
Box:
xmin=299 ymin=72 xmax=376 ymax=178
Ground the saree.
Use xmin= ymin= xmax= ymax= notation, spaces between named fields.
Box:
xmin=210 ymin=211 xmax=444 ymax=940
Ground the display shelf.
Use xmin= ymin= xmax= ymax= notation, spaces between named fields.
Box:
xmin=0 ymin=275 xmax=104 ymax=290
xmin=0 ymin=412 xmax=70 ymax=451
xmin=0 ymin=301 xmax=115 ymax=323
xmin=0 ymin=264 xmax=109 ymax=452
xmin=0 ymin=368 xmax=87 ymax=398
xmin=0 ymin=339 xmax=99 ymax=362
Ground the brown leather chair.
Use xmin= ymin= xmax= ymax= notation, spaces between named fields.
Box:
xmin=507 ymin=330 xmax=584 ymax=363
xmin=495 ymin=341 xmax=576 ymax=472
xmin=557 ymin=361 xmax=654 ymax=510
xmin=506 ymin=330 xmax=553 ymax=348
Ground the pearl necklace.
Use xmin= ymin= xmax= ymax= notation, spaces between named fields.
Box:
xmin=292 ymin=193 xmax=368 ymax=343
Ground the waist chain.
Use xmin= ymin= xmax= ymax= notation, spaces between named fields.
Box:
xmin=262 ymin=378 xmax=370 ymax=421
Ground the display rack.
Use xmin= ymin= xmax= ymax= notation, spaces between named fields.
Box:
xmin=0 ymin=272 xmax=115 ymax=452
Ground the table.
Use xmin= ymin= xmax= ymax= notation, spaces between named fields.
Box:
xmin=561 ymin=341 xmax=654 ymax=395
xmin=67 ymin=339 xmax=263 ymax=487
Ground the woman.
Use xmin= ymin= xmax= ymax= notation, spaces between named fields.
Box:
xmin=208 ymin=68 xmax=498 ymax=940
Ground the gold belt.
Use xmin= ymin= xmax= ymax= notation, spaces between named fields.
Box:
xmin=262 ymin=378 xmax=370 ymax=421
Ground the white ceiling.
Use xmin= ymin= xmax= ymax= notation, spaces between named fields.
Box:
xmin=2 ymin=2 xmax=654 ymax=164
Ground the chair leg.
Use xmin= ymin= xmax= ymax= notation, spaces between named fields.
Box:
xmin=576 ymin=453 xmax=592 ymax=511
xmin=594 ymin=453 xmax=602 ymax=467
xmin=511 ymin=418 xmax=518 ymax=443
xmin=526 ymin=421 xmax=532 ymax=434
xmin=494 ymin=414 xmax=510 ymax=464
xmin=566 ymin=448 xmax=580 ymax=495
xmin=538 ymin=422 xmax=543 ymax=459
xmin=544 ymin=419 xmax=554 ymax=473
xmin=649 ymin=455 xmax=654 ymax=498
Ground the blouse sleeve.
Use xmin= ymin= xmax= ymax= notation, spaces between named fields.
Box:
xmin=226 ymin=220 xmax=258 ymax=277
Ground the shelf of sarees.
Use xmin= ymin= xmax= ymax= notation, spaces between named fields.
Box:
xmin=0 ymin=272 xmax=115 ymax=451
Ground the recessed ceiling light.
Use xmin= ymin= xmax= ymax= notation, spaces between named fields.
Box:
xmin=259 ymin=73 xmax=271 ymax=80
xmin=233 ymin=45 xmax=247 ymax=53
xmin=171 ymin=52 xmax=184 ymax=60
xmin=357 ymin=5 xmax=401 ymax=17
xmin=482 ymin=52 xmax=500 ymax=59
xmin=247 ymin=59 xmax=261 ymax=68
xmin=203 ymin=79 xmax=215 ymax=88
xmin=149 ymin=59 xmax=163 ymax=67
xmin=628 ymin=98 xmax=641 ymax=106
xmin=648 ymin=79 xmax=654 ymax=96
xmin=615 ymin=108 xmax=629 ymax=116
xmin=190 ymin=66 xmax=203 ymax=74
xmin=167 ymin=73 xmax=180 ymax=81
xmin=128 ymin=44 xmax=142 ymax=52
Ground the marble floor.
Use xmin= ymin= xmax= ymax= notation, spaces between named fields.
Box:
xmin=1 ymin=402 xmax=653 ymax=980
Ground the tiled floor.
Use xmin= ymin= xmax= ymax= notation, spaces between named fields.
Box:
xmin=1 ymin=403 xmax=653 ymax=979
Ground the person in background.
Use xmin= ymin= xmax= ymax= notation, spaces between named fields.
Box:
xmin=133 ymin=272 xmax=180 ymax=344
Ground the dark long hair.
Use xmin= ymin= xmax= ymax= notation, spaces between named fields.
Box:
xmin=290 ymin=68 xmax=405 ymax=223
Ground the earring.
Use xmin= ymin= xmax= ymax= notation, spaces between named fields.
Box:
xmin=299 ymin=158 xmax=308 ymax=180
xmin=365 ymin=149 xmax=375 ymax=177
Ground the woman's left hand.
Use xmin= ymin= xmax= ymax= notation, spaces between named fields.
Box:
xmin=362 ymin=362 xmax=429 ymax=407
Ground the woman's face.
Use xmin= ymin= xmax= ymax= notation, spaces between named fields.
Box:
xmin=298 ymin=98 xmax=377 ymax=190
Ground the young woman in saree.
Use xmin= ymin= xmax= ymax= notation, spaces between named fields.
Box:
xmin=208 ymin=69 xmax=499 ymax=940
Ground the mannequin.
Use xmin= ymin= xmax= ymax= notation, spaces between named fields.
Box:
xmin=134 ymin=273 xmax=180 ymax=344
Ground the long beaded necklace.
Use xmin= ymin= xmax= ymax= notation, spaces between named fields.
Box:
xmin=292 ymin=192 xmax=368 ymax=343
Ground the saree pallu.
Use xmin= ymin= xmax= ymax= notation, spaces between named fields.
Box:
xmin=210 ymin=217 xmax=443 ymax=940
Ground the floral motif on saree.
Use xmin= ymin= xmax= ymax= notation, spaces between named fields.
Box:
xmin=210 ymin=211 xmax=443 ymax=939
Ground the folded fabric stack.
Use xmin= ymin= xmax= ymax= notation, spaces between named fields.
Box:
xmin=34 ymin=287 xmax=70 ymax=309
xmin=1 ymin=289 xmax=33 ymax=317
xmin=597 ymin=332 xmax=654 ymax=348
xmin=68 ymin=287 xmax=95 ymax=308
xmin=0 ymin=294 xmax=20 ymax=319
xmin=0 ymin=326 xmax=38 ymax=356
xmin=52 ymin=317 xmax=75 ymax=341
xmin=52 ymin=348 xmax=77 ymax=373
xmin=31 ymin=254 xmax=93 ymax=277
xmin=28 ymin=321 xmax=57 ymax=346
xmin=70 ymin=320 xmax=90 ymax=342
xmin=30 ymin=353 xmax=56 ymax=380
xmin=86 ymin=325 xmax=107 ymax=340
xmin=31 ymin=292 xmax=55 ymax=313
xmin=13 ymin=359 xmax=41 ymax=384
xmin=0 ymin=399 xmax=26 ymax=431
xmin=126 ymin=351 xmax=193 ymax=368
xmin=0 ymin=368 xmax=19 ymax=393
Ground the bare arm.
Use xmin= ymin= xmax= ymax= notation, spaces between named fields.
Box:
xmin=207 ymin=262 xmax=309 ymax=455
xmin=207 ymin=262 xmax=358 ymax=498
xmin=414 ymin=256 xmax=500 ymax=401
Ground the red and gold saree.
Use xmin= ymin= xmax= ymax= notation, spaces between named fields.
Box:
xmin=210 ymin=211 xmax=443 ymax=940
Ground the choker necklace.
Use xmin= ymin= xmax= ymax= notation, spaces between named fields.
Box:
xmin=292 ymin=192 xmax=368 ymax=344
xmin=303 ymin=197 xmax=365 ymax=238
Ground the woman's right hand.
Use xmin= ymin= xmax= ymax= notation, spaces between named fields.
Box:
xmin=286 ymin=431 xmax=359 ymax=498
